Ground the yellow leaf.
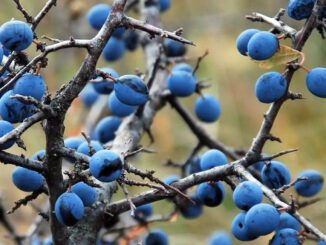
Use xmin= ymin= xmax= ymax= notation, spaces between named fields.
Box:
xmin=254 ymin=45 xmax=302 ymax=69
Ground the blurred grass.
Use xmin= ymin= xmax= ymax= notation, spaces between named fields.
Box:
xmin=1 ymin=0 xmax=326 ymax=244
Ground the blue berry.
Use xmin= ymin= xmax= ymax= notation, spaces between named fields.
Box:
xmin=318 ymin=241 xmax=326 ymax=245
xmin=208 ymin=231 xmax=232 ymax=245
xmin=86 ymin=4 xmax=111 ymax=30
xmin=13 ymin=73 xmax=46 ymax=100
xmin=185 ymin=156 xmax=201 ymax=175
xmin=0 ymin=43 xmax=10 ymax=56
xmin=277 ymin=212 xmax=301 ymax=231
xmin=77 ymin=141 xmax=103 ymax=156
xmin=255 ymin=72 xmax=287 ymax=103
xmin=103 ymin=37 xmax=125 ymax=62
xmin=114 ymin=75 xmax=149 ymax=106
xmin=71 ymin=182 xmax=97 ymax=206
xmin=112 ymin=27 xmax=126 ymax=38
xmin=134 ymin=203 xmax=153 ymax=218
xmin=270 ymin=228 xmax=300 ymax=245
xmin=287 ymin=0 xmax=315 ymax=20
xmin=164 ymin=39 xmax=186 ymax=57
xmin=94 ymin=116 xmax=121 ymax=143
xmin=167 ymin=70 xmax=196 ymax=97
xmin=200 ymin=149 xmax=227 ymax=171
xmin=245 ymin=203 xmax=280 ymax=236
xmin=0 ymin=120 xmax=15 ymax=150
xmin=12 ymin=167 xmax=43 ymax=192
xmin=236 ymin=29 xmax=260 ymax=56
xmin=31 ymin=150 xmax=46 ymax=161
xmin=92 ymin=67 xmax=119 ymax=94
xmin=54 ymin=192 xmax=84 ymax=226
xmin=123 ymin=30 xmax=139 ymax=51
xmin=261 ymin=161 xmax=291 ymax=189
xmin=144 ymin=229 xmax=169 ymax=245
xmin=231 ymin=212 xmax=257 ymax=241
xmin=232 ymin=181 xmax=263 ymax=210
xmin=306 ymin=67 xmax=326 ymax=98
xmin=163 ymin=175 xmax=180 ymax=185
xmin=196 ymin=181 xmax=225 ymax=207
xmin=0 ymin=20 xmax=33 ymax=51
xmin=79 ymin=84 xmax=99 ymax=107
xmin=194 ymin=95 xmax=221 ymax=123
xmin=89 ymin=150 xmax=123 ymax=182
xmin=294 ymin=169 xmax=324 ymax=197
xmin=247 ymin=31 xmax=279 ymax=60
xmin=108 ymin=91 xmax=136 ymax=117
xmin=179 ymin=196 xmax=203 ymax=219
xmin=159 ymin=0 xmax=171 ymax=12
xmin=172 ymin=63 xmax=193 ymax=74
xmin=64 ymin=137 xmax=84 ymax=150
xmin=0 ymin=90 xmax=36 ymax=123
xmin=0 ymin=46 xmax=3 ymax=63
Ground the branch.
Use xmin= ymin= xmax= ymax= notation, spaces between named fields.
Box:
xmin=0 ymin=112 xmax=44 ymax=146
xmin=0 ymin=151 xmax=43 ymax=172
xmin=32 ymin=0 xmax=57 ymax=31
xmin=123 ymin=16 xmax=195 ymax=45
xmin=12 ymin=0 xmax=33 ymax=23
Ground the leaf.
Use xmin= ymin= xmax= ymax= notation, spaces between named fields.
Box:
xmin=254 ymin=45 xmax=302 ymax=69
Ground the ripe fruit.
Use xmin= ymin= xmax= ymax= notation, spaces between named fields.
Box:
xmin=13 ymin=73 xmax=46 ymax=100
xmin=159 ymin=0 xmax=171 ymax=12
xmin=0 ymin=120 xmax=15 ymax=150
xmin=231 ymin=212 xmax=257 ymax=241
xmin=123 ymin=30 xmax=139 ymax=51
xmin=64 ymin=137 xmax=84 ymax=150
xmin=270 ymin=228 xmax=300 ymax=245
xmin=114 ymin=75 xmax=149 ymax=106
xmin=172 ymin=63 xmax=193 ymax=74
xmin=112 ymin=27 xmax=125 ymax=38
xmin=164 ymin=39 xmax=186 ymax=57
xmin=261 ymin=161 xmax=291 ymax=189
xmin=245 ymin=203 xmax=280 ymax=236
xmin=163 ymin=175 xmax=180 ymax=185
xmin=277 ymin=212 xmax=301 ymax=231
xmin=318 ymin=241 xmax=326 ymax=245
xmin=294 ymin=169 xmax=324 ymax=197
xmin=108 ymin=91 xmax=136 ymax=117
xmin=71 ymin=182 xmax=97 ymax=206
xmin=103 ymin=37 xmax=125 ymax=62
xmin=247 ymin=31 xmax=279 ymax=60
xmin=86 ymin=4 xmax=111 ymax=30
xmin=0 ymin=46 xmax=3 ymax=63
xmin=12 ymin=167 xmax=43 ymax=192
xmin=143 ymin=229 xmax=168 ymax=245
xmin=185 ymin=156 xmax=201 ymax=175
xmin=167 ymin=70 xmax=196 ymax=97
xmin=232 ymin=181 xmax=263 ymax=210
xmin=31 ymin=150 xmax=46 ymax=161
xmin=196 ymin=181 xmax=225 ymax=207
xmin=255 ymin=72 xmax=287 ymax=103
xmin=200 ymin=149 xmax=227 ymax=171
xmin=54 ymin=192 xmax=84 ymax=226
xmin=194 ymin=95 xmax=221 ymax=123
xmin=287 ymin=0 xmax=315 ymax=20
xmin=0 ymin=20 xmax=33 ymax=51
xmin=89 ymin=150 xmax=123 ymax=182
xmin=306 ymin=67 xmax=326 ymax=98
xmin=134 ymin=203 xmax=153 ymax=218
xmin=208 ymin=231 xmax=232 ymax=245
xmin=91 ymin=67 xmax=119 ymax=94
xmin=0 ymin=90 xmax=36 ymax=123
xmin=77 ymin=141 xmax=103 ymax=156
xmin=94 ymin=116 xmax=121 ymax=143
xmin=236 ymin=29 xmax=260 ymax=56
xmin=79 ymin=84 xmax=99 ymax=107
xmin=179 ymin=196 xmax=203 ymax=219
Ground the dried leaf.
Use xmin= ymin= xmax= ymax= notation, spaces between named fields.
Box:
xmin=254 ymin=45 xmax=302 ymax=69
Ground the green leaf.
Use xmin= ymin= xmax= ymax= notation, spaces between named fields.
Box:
xmin=254 ymin=45 xmax=302 ymax=69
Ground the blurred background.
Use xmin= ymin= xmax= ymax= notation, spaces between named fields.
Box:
xmin=0 ymin=0 xmax=326 ymax=244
